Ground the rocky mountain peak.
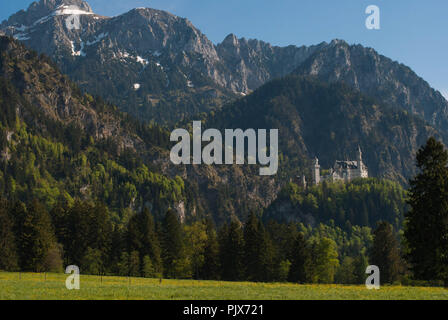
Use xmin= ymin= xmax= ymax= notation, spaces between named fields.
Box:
xmin=222 ymin=33 xmax=239 ymax=47
xmin=294 ymin=40 xmax=448 ymax=131
xmin=27 ymin=0 xmax=93 ymax=14
xmin=2 ymin=0 xmax=94 ymax=26
xmin=329 ymin=39 xmax=348 ymax=47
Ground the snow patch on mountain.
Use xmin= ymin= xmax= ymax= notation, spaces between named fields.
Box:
xmin=54 ymin=5 xmax=94 ymax=16
xmin=71 ymin=41 xmax=86 ymax=57
xmin=85 ymin=32 xmax=108 ymax=46
xmin=13 ymin=33 xmax=30 ymax=41
xmin=136 ymin=56 xmax=149 ymax=66
xmin=115 ymin=50 xmax=149 ymax=68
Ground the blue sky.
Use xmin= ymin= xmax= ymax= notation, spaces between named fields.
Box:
xmin=1 ymin=0 xmax=447 ymax=98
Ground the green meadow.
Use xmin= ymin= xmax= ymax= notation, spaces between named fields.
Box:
xmin=0 ymin=272 xmax=447 ymax=300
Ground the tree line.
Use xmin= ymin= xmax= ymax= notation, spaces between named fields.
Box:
xmin=0 ymin=197 xmax=406 ymax=285
xmin=1 ymin=137 xmax=447 ymax=286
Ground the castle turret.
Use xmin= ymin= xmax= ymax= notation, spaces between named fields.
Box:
xmin=357 ymin=145 xmax=362 ymax=170
xmin=312 ymin=157 xmax=320 ymax=185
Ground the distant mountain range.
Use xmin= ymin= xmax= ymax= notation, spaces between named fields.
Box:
xmin=1 ymin=0 xmax=448 ymax=223
xmin=0 ymin=36 xmax=279 ymax=224
xmin=2 ymin=0 xmax=446 ymax=128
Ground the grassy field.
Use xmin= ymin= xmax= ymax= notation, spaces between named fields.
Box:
xmin=0 ymin=272 xmax=447 ymax=300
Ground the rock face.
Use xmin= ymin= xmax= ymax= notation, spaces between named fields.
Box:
xmin=0 ymin=35 xmax=143 ymax=151
xmin=294 ymin=40 xmax=448 ymax=132
xmin=1 ymin=0 xmax=447 ymax=130
xmin=216 ymin=34 xmax=326 ymax=94
xmin=0 ymin=35 xmax=283 ymax=224
xmin=0 ymin=0 xmax=328 ymax=123
xmin=205 ymin=75 xmax=446 ymax=184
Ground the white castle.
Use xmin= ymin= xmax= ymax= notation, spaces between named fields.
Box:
xmin=311 ymin=146 xmax=368 ymax=185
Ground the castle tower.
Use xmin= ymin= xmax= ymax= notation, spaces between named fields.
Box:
xmin=312 ymin=157 xmax=320 ymax=185
xmin=357 ymin=145 xmax=362 ymax=170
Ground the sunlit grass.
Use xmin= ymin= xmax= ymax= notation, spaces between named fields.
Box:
xmin=0 ymin=272 xmax=447 ymax=300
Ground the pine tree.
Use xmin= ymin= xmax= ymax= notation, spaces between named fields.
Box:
xmin=219 ymin=220 xmax=245 ymax=281
xmin=335 ymin=256 xmax=356 ymax=284
xmin=109 ymin=226 xmax=125 ymax=274
xmin=0 ymin=199 xmax=18 ymax=271
xmin=18 ymin=200 xmax=60 ymax=272
xmin=65 ymin=200 xmax=92 ymax=265
xmin=117 ymin=251 xmax=129 ymax=276
xmin=244 ymin=212 xmax=263 ymax=281
xmin=201 ymin=218 xmax=220 ymax=280
xmin=129 ymin=250 xmax=140 ymax=277
xmin=142 ymin=255 xmax=155 ymax=278
xmin=127 ymin=212 xmax=143 ymax=253
xmin=50 ymin=201 xmax=69 ymax=256
xmin=65 ymin=201 xmax=112 ymax=270
xmin=139 ymin=208 xmax=163 ymax=276
xmin=162 ymin=209 xmax=186 ymax=278
xmin=405 ymin=137 xmax=448 ymax=285
xmin=353 ymin=253 xmax=369 ymax=284
xmin=370 ymin=221 xmax=402 ymax=283
xmin=91 ymin=202 xmax=113 ymax=272
xmin=288 ymin=232 xmax=309 ymax=283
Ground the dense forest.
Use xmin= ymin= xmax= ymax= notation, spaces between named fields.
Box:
xmin=0 ymin=196 xmax=400 ymax=285
xmin=265 ymin=178 xmax=407 ymax=231
xmin=0 ymin=36 xmax=447 ymax=286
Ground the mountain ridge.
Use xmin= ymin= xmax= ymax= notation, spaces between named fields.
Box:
xmin=2 ymin=0 xmax=447 ymax=129
xmin=293 ymin=39 xmax=448 ymax=132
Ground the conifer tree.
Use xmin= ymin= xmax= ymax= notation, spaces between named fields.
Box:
xmin=201 ymin=218 xmax=220 ymax=280
xmin=353 ymin=253 xmax=369 ymax=284
xmin=142 ymin=255 xmax=155 ymax=278
xmin=288 ymin=232 xmax=309 ymax=283
xmin=219 ymin=220 xmax=245 ymax=281
xmin=117 ymin=251 xmax=129 ymax=276
xmin=370 ymin=221 xmax=402 ymax=283
xmin=0 ymin=199 xmax=18 ymax=271
xmin=162 ymin=209 xmax=186 ymax=278
xmin=18 ymin=200 xmax=60 ymax=272
xmin=129 ymin=250 xmax=140 ymax=277
xmin=244 ymin=212 xmax=263 ymax=281
xmin=405 ymin=137 xmax=448 ymax=285
xmin=140 ymin=208 xmax=163 ymax=276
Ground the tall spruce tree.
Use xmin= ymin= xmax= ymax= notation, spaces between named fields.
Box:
xmin=243 ymin=213 xmax=276 ymax=282
xmin=201 ymin=218 xmax=220 ymax=280
xmin=370 ymin=221 xmax=402 ymax=283
xmin=405 ymin=137 xmax=448 ymax=285
xmin=244 ymin=212 xmax=264 ymax=281
xmin=0 ymin=199 xmax=18 ymax=271
xmin=128 ymin=208 xmax=163 ymax=276
xmin=18 ymin=200 xmax=60 ymax=272
xmin=219 ymin=220 xmax=245 ymax=281
xmin=162 ymin=209 xmax=186 ymax=278
xmin=288 ymin=232 xmax=309 ymax=283
xmin=140 ymin=208 xmax=163 ymax=277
